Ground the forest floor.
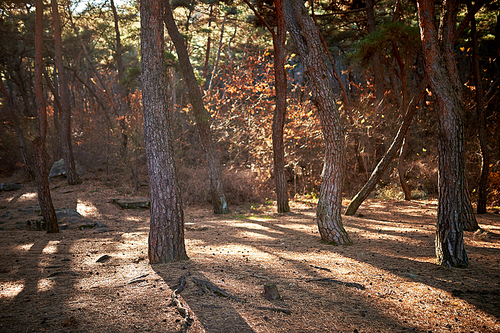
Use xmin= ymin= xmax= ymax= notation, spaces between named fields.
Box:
xmin=0 ymin=175 xmax=499 ymax=333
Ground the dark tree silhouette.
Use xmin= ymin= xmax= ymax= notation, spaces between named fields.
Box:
xmin=34 ymin=0 xmax=58 ymax=233
xmin=141 ymin=0 xmax=187 ymax=263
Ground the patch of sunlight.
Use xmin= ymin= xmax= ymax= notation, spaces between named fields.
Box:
xmin=42 ymin=240 xmax=60 ymax=254
xmin=125 ymin=216 xmax=141 ymax=222
xmin=237 ymin=230 xmax=277 ymax=241
xmin=275 ymin=223 xmax=312 ymax=232
xmin=37 ymin=278 xmax=55 ymax=292
xmin=18 ymin=192 xmax=37 ymax=202
xmin=246 ymin=215 xmax=274 ymax=221
xmin=0 ymin=280 xmax=24 ymax=298
xmin=76 ymin=199 xmax=99 ymax=217
xmin=228 ymin=221 xmax=275 ymax=231
xmin=15 ymin=243 xmax=35 ymax=251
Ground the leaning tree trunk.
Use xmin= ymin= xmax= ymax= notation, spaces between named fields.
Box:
xmin=283 ymin=0 xmax=350 ymax=245
xmin=345 ymin=78 xmax=429 ymax=216
xmin=34 ymin=0 xmax=58 ymax=233
xmin=141 ymin=0 xmax=187 ymax=263
xmin=164 ymin=0 xmax=229 ymax=214
xmin=52 ymin=0 xmax=81 ymax=185
xmin=417 ymin=0 xmax=469 ymax=267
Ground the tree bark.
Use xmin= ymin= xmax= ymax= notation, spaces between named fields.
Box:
xmin=345 ymin=78 xmax=429 ymax=216
xmin=468 ymin=1 xmax=490 ymax=215
xmin=417 ymin=0 xmax=469 ymax=267
xmin=164 ymin=0 xmax=229 ymax=214
xmin=141 ymin=0 xmax=187 ymax=263
xmin=272 ymin=0 xmax=290 ymax=213
xmin=34 ymin=0 xmax=58 ymax=233
xmin=283 ymin=0 xmax=350 ymax=245
xmin=51 ymin=0 xmax=81 ymax=185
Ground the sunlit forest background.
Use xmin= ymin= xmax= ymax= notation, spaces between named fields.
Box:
xmin=1 ymin=0 xmax=499 ymax=208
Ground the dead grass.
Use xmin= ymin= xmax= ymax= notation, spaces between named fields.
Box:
xmin=0 ymin=176 xmax=499 ymax=333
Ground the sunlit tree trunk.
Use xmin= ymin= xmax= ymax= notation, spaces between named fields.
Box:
xmin=51 ymin=0 xmax=81 ymax=185
xmin=283 ymin=0 xmax=350 ymax=245
xmin=34 ymin=0 xmax=58 ymax=233
xmin=164 ymin=0 xmax=229 ymax=214
xmin=141 ymin=0 xmax=187 ymax=263
xmin=417 ymin=0 xmax=470 ymax=267
xmin=272 ymin=0 xmax=290 ymax=213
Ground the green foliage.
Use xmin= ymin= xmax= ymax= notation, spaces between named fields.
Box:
xmin=353 ymin=21 xmax=420 ymax=66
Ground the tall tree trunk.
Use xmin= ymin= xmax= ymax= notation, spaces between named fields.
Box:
xmin=366 ymin=0 xmax=385 ymax=109
xmin=272 ymin=0 xmax=290 ymax=213
xmin=141 ymin=0 xmax=187 ymax=263
xmin=34 ymin=0 xmax=58 ymax=233
xmin=164 ymin=0 xmax=229 ymax=214
xmin=243 ymin=0 xmax=290 ymax=213
xmin=469 ymin=1 xmax=490 ymax=215
xmin=283 ymin=0 xmax=350 ymax=245
xmin=417 ymin=0 xmax=469 ymax=267
xmin=51 ymin=0 xmax=81 ymax=185
xmin=207 ymin=14 xmax=226 ymax=92
xmin=345 ymin=78 xmax=429 ymax=216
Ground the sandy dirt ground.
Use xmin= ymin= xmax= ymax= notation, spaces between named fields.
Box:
xmin=0 ymin=175 xmax=499 ymax=333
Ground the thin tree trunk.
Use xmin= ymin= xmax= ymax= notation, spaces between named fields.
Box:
xmin=164 ymin=0 xmax=229 ymax=214
xmin=34 ymin=0 xmax=58 ymax=233
xmin=141 ymin=0 xmax=187 ymax=263
xmin=52 ymin=0 xmax=81 ymax=185
xmin=398 ymin=135 xmax=411 ymax=200
xmin=272 ymin=0 xmax=290 ymax=213
xmin=243 ymin=0 xmax=290 ymax=213
xmin=203 ymin=4 xmax=214 ymax=80
xmin=366 ymin=0 xmax=385 ymax=109
xmin=284 ymin=0 xmax=350 ymax=245
xmin=345 ymin=78 xmax=429 ymax=216
xmin=0 ymin=79 xmax=33 ymax=178
xmin=417 ymin=0 xmax=469 ymax=267
xmin=207 ymin=14 xmax=226 ymax=92
xmin=469 ymin=1 xmax=490 ymax=215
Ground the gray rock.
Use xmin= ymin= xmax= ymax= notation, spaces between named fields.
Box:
xmin=49 ymin=159 xmax=85 ymax=178
xmin=111 ymin=198 xmax=150 ymax=209
xmin=0 ymin=183 xmax=23 ymax=191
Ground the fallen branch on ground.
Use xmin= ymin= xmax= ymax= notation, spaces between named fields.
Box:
xmin=306 ymin=278 xmax=365 ymax=290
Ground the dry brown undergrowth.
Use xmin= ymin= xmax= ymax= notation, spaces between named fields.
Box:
xmin=0 ymin=176 xmax=499 ymax=333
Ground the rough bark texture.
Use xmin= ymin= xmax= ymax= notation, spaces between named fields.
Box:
xmin=283 ymin=0 xmax=350 ymax=245
xmin=51 ymin=0 xmax=81 ymax=185
xmin=272 ymin=0 xmax=290 ymax=213
xmin=417 ymin=0 xmax=469 ymax=267
xmin=345 ymin=78 xmax=429 ymax=216
xmin=34 ymin=0 xmax=58 ymax=233
xmin=141 ymin=0 xmax=187 ymax=263
xmin=164 ymin=0 xmax=229 ymax=214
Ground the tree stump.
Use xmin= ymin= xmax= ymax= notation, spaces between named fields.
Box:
xmin=263 ymin=283 xmax=281 ymax=300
